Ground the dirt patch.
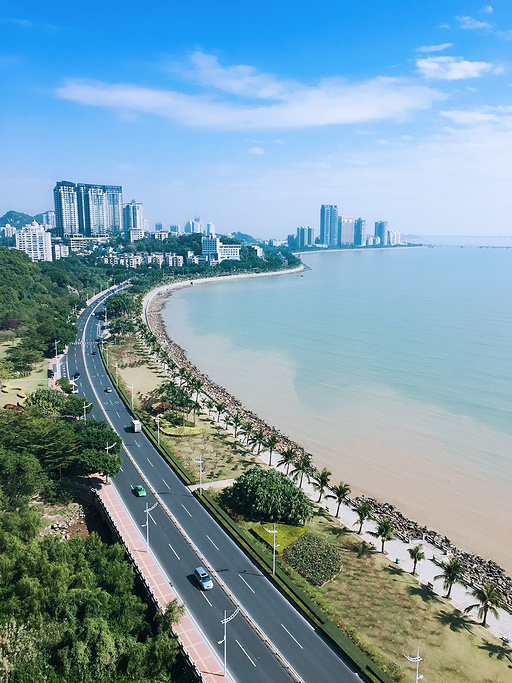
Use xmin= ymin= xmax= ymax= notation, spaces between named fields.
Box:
xmin=40 ymin=500 xmax=112 ymax=543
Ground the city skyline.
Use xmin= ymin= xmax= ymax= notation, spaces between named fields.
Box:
xmin=1 ymin=1 xmax=512 ymax=237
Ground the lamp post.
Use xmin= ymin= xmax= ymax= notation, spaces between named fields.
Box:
xmin=156 ymin=414 xmax=160 ymax=445
xmin=127 ymin=383 xmax=134 ymax=411
xmin=142 ymin=502 xmax=158 ymax=547
xmin=192 ymin=452 xmax=203 ymax=495
xmin=115 ymin=362 xmax=119 ymax=386
xmin=54 ymin=339 xmax=61 ymax=364
xmin=218 ymin=608 xmax=239 ymax=677
xmin=263 ymin=522 xmax=280 ymax=575
xmin=404 ymin=648 xmax=423 ymax=682
xmin=82 ymin=401 xmax=92 ymax=421
xmin=104 ymin=442 xmax=116 ymax=483
xmin=105 ymin=345 xmax=109 ymax=366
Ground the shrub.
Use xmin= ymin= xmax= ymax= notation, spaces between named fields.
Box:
xmin=283 ymin=532 xmax=342 ymax=586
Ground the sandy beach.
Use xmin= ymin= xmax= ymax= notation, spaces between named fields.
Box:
xmin=141 ymin=268 xmax=512 ymax=581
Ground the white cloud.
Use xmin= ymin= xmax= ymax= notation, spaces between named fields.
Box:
xmin=57 ymin=52 xmax=444 ymax=131
xmin=483 ymin=5 xmax=493 ymax=13
xmin=416 ymin=55 xmax=500 ymax=80
xmin=497 ymin=30 xmax=512 ymax=40
xmin=456 ymin=15 xmax=491 ymax=30
xmin=440 ymin=106 xmax=512 ymax=126
xmin=249 ymin=147 xmax=265 ymax=155
xmin=416 ymin=43 xmax=453 ymax=53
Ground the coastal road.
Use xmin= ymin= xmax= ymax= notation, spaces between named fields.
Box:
xmin=66 ymin=291 xmax=365 ymax=683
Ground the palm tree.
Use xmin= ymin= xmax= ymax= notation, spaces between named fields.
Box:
xmin=329 ymin=481 xmax=351 ymax=518
xmin=464 ymin=581 xmax=503 ymax=627
xmin=264 ymin=433 xmax=279 ymax=466
xmin=215 ymin=401 xmax=226 ymax=423
xmin=241 ymin=421 xmax=253 ymax=445
xmin=353 ymin=501 xmax=372 ymax=534
xmin=312 ymin=467 xmax=332 ymax=503
xmin=250 ymin=427 xmax=266 ymax=455
xmin=408 ymin=545 xmax=425 ymax=575
xmin=205 ymin=399 xmax=216 ymax=416
xmin=277 ymin=447 xmax=296 ymax=475
xmin=370 ymin=516 xmax=395 ymax=553
xmin=290 ymin=451 xmax=314 ymax=489
xmin=434 ymin=557 xmax=465 ymax=599
xmin=229 ymin=412 xmax=243 ymax=439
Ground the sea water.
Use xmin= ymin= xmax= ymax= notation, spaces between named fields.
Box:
xmin=160 ymin=247 xmax=512 ymax=568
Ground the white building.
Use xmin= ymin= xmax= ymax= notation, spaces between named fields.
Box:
xmin=2 ymin=224 xmax=17 ymax=238
xmin=201 ymin=235 xmax=241 ymax=263
xmin=129 ymin=228 xmax=146 ymax=242
xmin=165 ymin=253 xmax=184 ymax=267
xmin=154 ymin=230 xmax=170 ymax=241
xmin=15 ymin=222 xmax=53 ymax=262
xmin=250 ymin=245 xmax=264 ymax=258
xmin=53 ymin=243 xmax=70 ymax=259
xmin=123 ymin=199 xmax=144 ymax=235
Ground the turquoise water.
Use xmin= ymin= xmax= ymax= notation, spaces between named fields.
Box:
xmin=160 ymin=247 xmax=512 ymax=564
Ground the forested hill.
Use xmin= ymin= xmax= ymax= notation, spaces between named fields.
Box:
xmin=0 ymin=210 xmax=44 ymax=227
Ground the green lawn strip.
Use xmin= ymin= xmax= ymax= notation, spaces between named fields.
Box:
xmin=250 ymin=522 xmax=306 ymax=550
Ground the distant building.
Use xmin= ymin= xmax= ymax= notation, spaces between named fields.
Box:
xmin=165 ymin=253 xmax=184 ymax=267
xmin=365 ymin=235 xmax=374 ymax=246
xmin=169 ymin=224 xmax=181 ymax=235
xmin=155 ymin=222 xmax=164 ymax=231
xmin=42 ymin=211 xmax=56 ymax=228
xmin=184 ymin=217 xmax=203 ymax=234
xmin=296 ymin=226 xmax=315 ymax=248
xmin=129 ymin=228 xmax=145 ymax=242
xmin=15 ymin=222 xmax=52 ymax=262
xmin=354 ymin=218 xmax=366 ymax=247
xmin=320 ymin=205 xmax=338 ymax=246
xmin=375 ymin=220 xmax=388 ymax=246
xmin=54 ymin=180 xmax=123 ymax=237
xmin=53 ymin=242 xmax=70 ymax=259
xmin=154 ymin=230 xmax=170 ymax=241
xmin=2 ymin=224 xmax=17 ymax=238
xmin=206 ymin=223 xmax=215 ymax=236
xmin=201 ymin=235 xmax=241 ymax=262
xmin=388 ymin=230 xmax=401 ymax=246
xmin=250 ymin=245 xmax=264 ymax=258
xmin=123 ymin=200 xmax=144 ymax=236
xmin=338 ymin=217 xmax=355 ymax=246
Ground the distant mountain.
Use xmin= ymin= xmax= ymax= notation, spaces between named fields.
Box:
xmin=0 ymin=210 xmax=36 ymax=227
xmin=231 ymin=231 xmax=261 ymax=244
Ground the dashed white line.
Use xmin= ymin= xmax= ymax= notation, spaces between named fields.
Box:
xmin=162 ymin=479 xmax=170 ymax=489
xmin=281 ymin=624 xmax=303 ymax=649
xmin=146 ymin=457 xmax=154 ymax=467
xmin=168 ymin=543 xmax=180 ymax=560
xmin=148 ymin=512 xmax=157 ymax=524
xmin=207 ymin=535 xmax=219 ymax=550
xmin=239 ymin=574 xmax=255 ymax=594
xmin=236 ymin=641 xmax=256 ymax=666
xmin=181 ymin=504 xmax=192 ymax=517
xmin=201 ymin=592 xmax=212 ymax=607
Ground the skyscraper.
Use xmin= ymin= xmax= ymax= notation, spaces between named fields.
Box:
xmin=320 ymin=205 xmax=338 ymax=246
xmin=338 ymin=216 xmax=355 ymax=246
xmin=296 ymin=226 xmax=315 ymax=248
xmin=15 ymin=223 xmax=53 ymax=262
xmin=123 ymin=200 xmax=144 ymax=236
xmin=375 ymin=220 xmax=389 ymax=246
xmin=54 ymin=181 xmax=123 ymax=237
xmin=354 ymin=218 xmax=367 ymax=247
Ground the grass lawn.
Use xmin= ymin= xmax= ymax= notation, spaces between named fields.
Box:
xmin=0 ymin=339 xmax=49 ymax=408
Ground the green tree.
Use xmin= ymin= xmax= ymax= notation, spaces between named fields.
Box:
xmin=250 ymin=427 xmax=266 ymax=455
xmin=464 ymin=581 xmax=503 ymax=627
xmin=63 ymin=394 xmax=94 ymax=418
xmin=434 ymin=557 xmax=466 ymax=599
xmin=241 ymin=421 xmax=253 ymax=445
xmin=264 ymin=433 xmax=279 ymax=466
xmin=24 ymin=388 xmax=66 ymax=417
xmin=74 ymin=420 xmax=122 ymax=455
xmin=290 ymin=451 xmax=314 ymax=488
xmin=6 ymin=344 xmax=43 ymax=371
xmin=312 ymin=467 xmax=331 ymax=503
xmin=277 ymin=447 xmax=297 ymax=475
xmin=215 ymin=401 xmax=226 ymax=423
xmin=353 ymin=501 xmax=372 ymax=534
xmin=228 ymin=412 xmax=243 ymax=439
xmin=329 ymin=481 xmax=351 ymax=518
xmin=0 ymin=448 xmax=47 ymax=506
xmin=370 ymin=516 xmax=395 ymax=553
xmin=408 ymin=545 xmax=425 ymax=575
xmin=105 ymin=293 xmax=133 ymax=318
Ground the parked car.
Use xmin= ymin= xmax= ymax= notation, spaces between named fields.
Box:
xmin=194 ymin=566 xmax=213 ymax=590
xmin=105 ymin=387 xmax=112 ymax=393
xmin=133 ymin=485 xmax=146 ymax=497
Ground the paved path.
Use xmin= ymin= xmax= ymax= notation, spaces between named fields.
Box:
xmin=97 ymin=482 xmax=229 ymax=683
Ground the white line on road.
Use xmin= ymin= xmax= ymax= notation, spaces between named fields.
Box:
xmin=236 ymin=641 xmax=256 ymax=666
xmin=181 ymin=504 xmax=192 ymax=517
xmin=206 ymin=535 xmax=219 ymax=550
xmin=162 ymin=479 xmax=170 ymax=489
xmin=281 ymin=624 xmax=303 ymax=649
xmin=146 ymin=457 xmax=154 ymax=467
xmin=148 ymin=512 xmax=157 ymax=525
xmin=201 ymin=592 xmax=212 ymax=607
xmin=168 ymin=543 xmax=180 ymax=560
xmin=239 ymin=574 xmax=255 ymax=594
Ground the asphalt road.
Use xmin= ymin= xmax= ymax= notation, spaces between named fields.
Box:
xmin=64 ymin=290 xmax=364 ymax=683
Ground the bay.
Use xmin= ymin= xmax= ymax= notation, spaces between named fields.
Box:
xmin=160 ymin=247 xmax=512 ymax=572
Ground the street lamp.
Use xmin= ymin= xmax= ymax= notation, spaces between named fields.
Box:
xmin=115 ymin=362 xmax=119 ymax=386
xmin=142 ymin=502 xmax=158 ymax=547
xmin=155 ymin=414 xmax=160 ymax=445
xmin=192 ymin=452 xmax=203 ymax=495
xmin=105 ymin=345 xmax=109 ymax=366
xmin=82 ymin=401 xmax=93 ymax=421
xmin=104 ymin=442 xmax=116 ymax=483
xmin=127 ymin=383 xmax=134 ymax=411
xmin=218 ymin=608 xmax=239 ymax=677
xmin=404 ymin=648 xmax=423 ymax=682
xmin=263 ymin=522 xmax=280 ymax=575
xmin=54 ymin=339 xmax=61 ymax=364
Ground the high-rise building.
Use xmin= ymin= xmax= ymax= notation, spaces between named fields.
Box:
xmin=320 ymin=205 xmax=338 ymax=246
xmin=354 ymin=218 xmax=367 ymax=247
xmin=338 ymin=216 xmax=355 ymax=246
xmin=54 ymin=181 xmax=123 ymax=237
xmin=375 ymin=220 xmax=389 ymax=246
xmin=296 ymin=226 xmax=315 ymax=248
xmin=123 ymin=199 xmax=144 ymax=236
xmin=15 ymin=222 xmax=53 ymax=262
xmin=42 ymin=211 xmax=56 ymax=228
xmin=184 ymin=217 xmax=204 ymax=234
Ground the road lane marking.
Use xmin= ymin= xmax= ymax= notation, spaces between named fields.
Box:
xmin=281 ymin=624 xmax=303 ymax=649
xmin=201 ymin=592 xmax=212 ymax=607
xmin=236 ymin=641 xmax=256 ymax=666
xmin=146 ymin=457 xmax=154 ymax=467
xmin=148 ymin=512 xmax=157 ymax=524
xmin=162 ymin=479 xmax=170 ymax=489
xmin=239 ymin=574 xmax=255 ymax=594
xmin=168 ymin=543 xmax=180 ymax=560
xmin=207 ymin=535 xmax=219 ymax=550
xmin=181 ymin=504 xmax=192 ymax=517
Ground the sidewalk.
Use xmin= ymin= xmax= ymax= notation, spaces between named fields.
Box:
xmin=96 ymin=483 xmax=228 ymax=683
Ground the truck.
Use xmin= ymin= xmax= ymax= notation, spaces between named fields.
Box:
xmin=132 ymin=419 xmax=142 ymax=433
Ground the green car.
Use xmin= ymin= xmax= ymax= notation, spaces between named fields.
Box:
xmin=133 ymin=485 xmax=146 ymax=497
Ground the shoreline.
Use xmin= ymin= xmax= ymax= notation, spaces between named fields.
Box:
xmin=140 ymin=267 xmax=512 ymax=603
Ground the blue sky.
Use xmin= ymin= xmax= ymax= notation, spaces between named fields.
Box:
xmin=1 ymin=1 xmax=511 ymax=237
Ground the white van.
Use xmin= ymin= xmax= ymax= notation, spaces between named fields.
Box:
xmin=194 ymin=566 xmax=213 ymax=590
